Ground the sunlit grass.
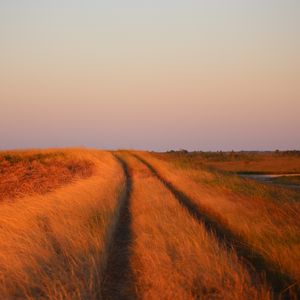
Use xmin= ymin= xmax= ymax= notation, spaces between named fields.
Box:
xmin=118 ymin=152 xmax=270 ymax=299
xmin=1 ymin=148 xmax=299 ymax=298
xmin=0 ymin=149 xmax=94 ymax=201
xmin=0 ymin=149 xmax=125 ymax=299
xmin=138 ymin=151 xmax=300 ymax=287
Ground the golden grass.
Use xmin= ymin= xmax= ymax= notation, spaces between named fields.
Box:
xmin=2 ymin=148 xmax=298 ymax=298
xmin=0 ymin=149 xmax=94 ymax=201
xmin=136 ymin=151 xmax=300 ymax=288
xmin=210 ymin=157 xmax=300 ymax=173
xmin=0 ymin=149 xmax=125 ymax=299
xmin=119 ymin=152 xmax=270 ymax=299
xmin=160 ymin=151 xmax=300 ymax=174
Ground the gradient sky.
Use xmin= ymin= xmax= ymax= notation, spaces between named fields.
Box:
xmin=1 ymin=0 xmax=299 ymax=151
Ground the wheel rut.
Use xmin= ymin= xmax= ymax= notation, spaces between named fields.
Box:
xmin=101 ymin=154 xmax=136 ymax=300
xmin=131 ymin=153 xmax=299 ymax=300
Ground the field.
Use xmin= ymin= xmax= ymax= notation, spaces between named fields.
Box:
xmin=0 ymin=149 xmax=299 ymax=299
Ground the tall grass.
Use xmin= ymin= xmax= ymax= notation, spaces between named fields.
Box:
xmin=119 ymin=152 xmax=270 ymax=299
xmin=137 ymin=151 xmax=300 ymax=289
xmin=0 ymin=150 xmax=125 ymax=299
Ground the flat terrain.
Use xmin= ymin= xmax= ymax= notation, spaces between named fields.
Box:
xmin=161 ymin=150 xmax=300 ymax=174
xmin=0 ymin=149 xmax=299 ymax=299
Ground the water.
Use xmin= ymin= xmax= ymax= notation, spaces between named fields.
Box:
xmin=239 ymin=173 xmax=300 ymax=189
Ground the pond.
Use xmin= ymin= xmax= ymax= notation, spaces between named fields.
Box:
xmin=238 ymin=173 xmax=300 ymax=189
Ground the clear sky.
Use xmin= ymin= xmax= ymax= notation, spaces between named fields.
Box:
xmin=1 ymin=0 xmax=299 ymax=151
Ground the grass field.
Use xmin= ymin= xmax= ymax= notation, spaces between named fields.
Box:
xmin=0 ymin=149 xmax=299 ymax=299
xmin=162 ymin=150 xmax=300 ymax=174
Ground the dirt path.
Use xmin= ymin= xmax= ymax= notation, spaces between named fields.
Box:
xmin=131 ymin=153 xmax=299 ymax=300
xmin=116 ymin=153 xmax=272 ymax=299
xmin=101 ymin=155 xmax=136 ymax=300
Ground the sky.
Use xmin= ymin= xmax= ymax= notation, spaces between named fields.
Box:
xmin=0 ymin=0 xmax=299 ymax=151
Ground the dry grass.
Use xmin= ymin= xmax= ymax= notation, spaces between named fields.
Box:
xmin=160 ymin=151 xmax=300 ymax=174
xmin=0 ymin=149 xmax=94 ymax=201
xmin=136 ymin=151 xmax=300 ymax=289
xmin=118 ymin=152 xmax=270 ymax=299
xmin=1 ymin=148 xmax=299 ymax=299
xmin=0 ymin=149 xmax=125 ymax=299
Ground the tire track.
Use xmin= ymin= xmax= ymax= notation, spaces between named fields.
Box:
xmin=131 ymin=153 xmax=299 ymax=300
xmin=101 ymin=154 xmax=136 ymax=300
